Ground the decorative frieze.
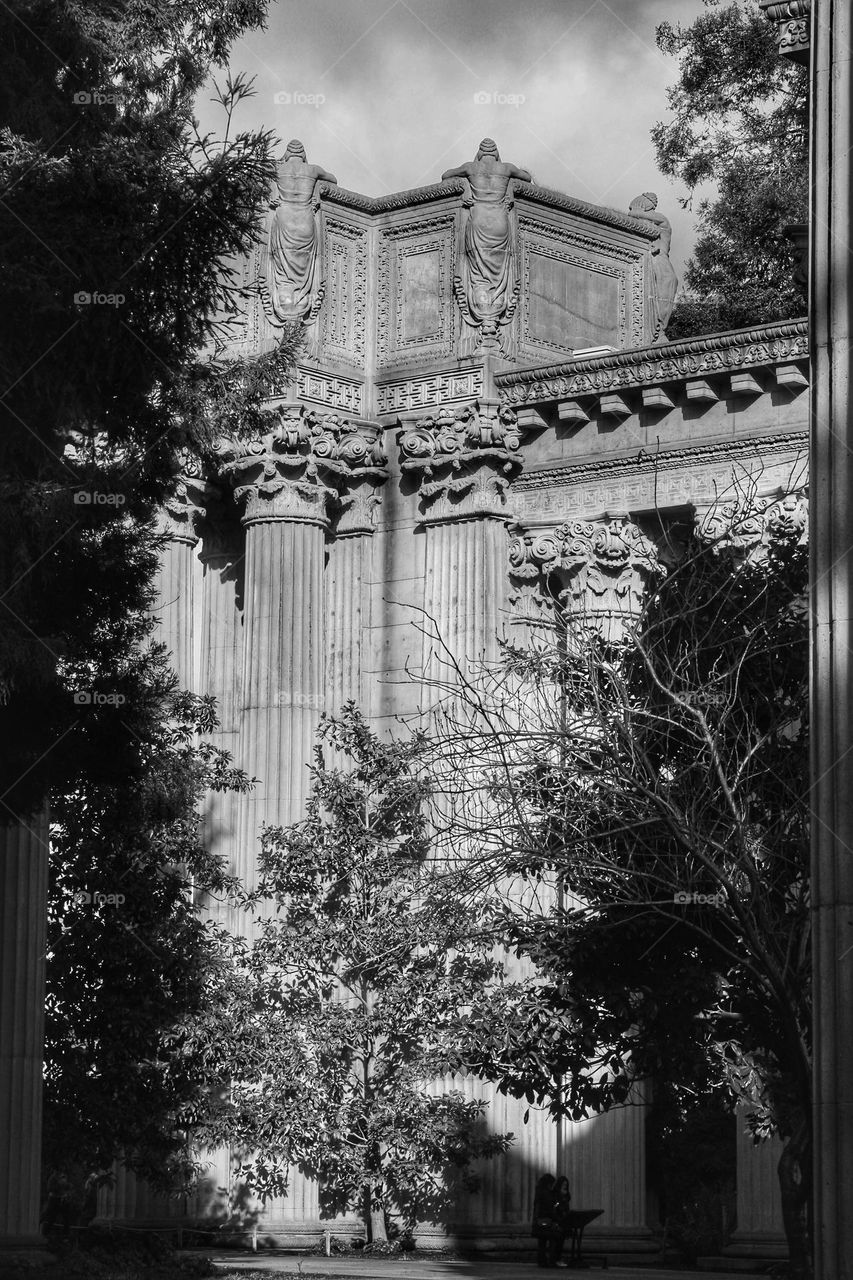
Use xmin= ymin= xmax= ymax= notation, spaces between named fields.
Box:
xmin=295 ymin=367 xmax=364 ymax=415
xmin=399 ymin=399 xmax=521 ymax=522
xmin=376 ymin=366 xmax=484 ymax=416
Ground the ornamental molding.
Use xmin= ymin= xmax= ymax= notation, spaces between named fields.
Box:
xmin=376 ymin=365 xmax=484 ymax=416
xmin=216 ymin=405 xmax=387 ymax=527
xmin=398 ymin=399 xmax=522 ymax=522
xmin=511 ymin=434 xmax=808 ymax=526
xmin=496 ymin=318 xmax=809 ymax=403
xmin=318 ymin=180 xmax=660 ymax=239
xmin=319 ymin=181 xmax=465 ymax=214
xmin=513 ymin=184 xmax=658 ymax=240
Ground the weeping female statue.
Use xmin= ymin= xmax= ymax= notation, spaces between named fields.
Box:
xmin=441 ymin=139 xmax=532 ymax=356
xmin=263 ymin=140 xmax=337 ymax=353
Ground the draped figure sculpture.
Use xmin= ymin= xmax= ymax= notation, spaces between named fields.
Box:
xmin=441 ymin=139 xmax=532 ymax=355
xmin=264 ymin=140 xmax=337 ymax=354
xmin=628 ymin=192 xmax=678 ymax=342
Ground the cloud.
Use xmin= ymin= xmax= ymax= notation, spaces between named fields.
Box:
xmin=199 ymin=0 xmax=710 ymax=276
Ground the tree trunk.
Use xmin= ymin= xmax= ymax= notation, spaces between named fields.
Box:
xmin=363 ymin=1182 xmax=387 ymax=1243
xmin=777 ymin=1119 xmax=812 ymax=1280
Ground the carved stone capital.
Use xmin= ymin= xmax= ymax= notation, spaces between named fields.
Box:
xmin=217 ymin=404 xmax=387 ymax=528
xmin=759 ymin=0 xmax=810 ymax=64
xmin=696 ymin=490 xmax=809 ymax=557
xmin=509 ymin=512 xmax=662 ymax=640
xmin=160 ymin=450 xmax=207 ymax=545
xmin=398 ymin=398 xmax=521 ymax=522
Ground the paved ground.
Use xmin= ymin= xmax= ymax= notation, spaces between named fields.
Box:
xmin=204 ymin=1255 xmax=769 ymax=1280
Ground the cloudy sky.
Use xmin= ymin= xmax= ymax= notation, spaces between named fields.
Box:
xmin=203 ymin=0 xmax=711 ymax=278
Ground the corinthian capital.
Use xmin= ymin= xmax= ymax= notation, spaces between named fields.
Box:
xmin=398 ymin=398 xmax=522 ymax=523
xmin=509 ymin=512 xmax=662 ymax=641
xmin=216 ymin=403 xmax=388 ymax=528
xmin=160 ymin=448 xmax=207 ymax=545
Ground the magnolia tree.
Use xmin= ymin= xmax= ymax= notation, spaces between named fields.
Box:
xmin=191 ymin=708 xmax=515 ymax=1242
xmin=422 ymin=484 xmax=812 ymax=1276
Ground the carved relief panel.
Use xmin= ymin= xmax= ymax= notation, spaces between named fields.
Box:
xmin=516 ymin=216 xmax=644 ymax=361
xmin=376 ymin=216 xmax=456 ymax=369
xmin=320 ymin=218 xmax=368 ymax=370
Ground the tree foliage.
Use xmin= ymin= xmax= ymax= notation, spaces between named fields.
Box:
xmin=189 ymin=708 xmax=513 ymax=1241
xmin=652 ymin=0 xmax=808 ymax=336
xmin=426 ymin=484 xmax=812 ymax=1274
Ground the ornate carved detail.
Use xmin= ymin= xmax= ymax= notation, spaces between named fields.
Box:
xmin=759 ymin=0 xmax=810 ymax=63
xmin=517 ymin=215 xmax=643 ymax=355
xmin=321 ymin=219 xmax=367 ymax=369
xmin=511 ymin=432 xmax=808 ymax=524
xmin=319 ymin=181 xmax=466 ymax=213
xmin=376 ymin=366 xmax=484 ymax=415
xmin=513 ymin=183 xmax=659 ymax=240
xmin=376 ymin=216 xmax=456 ymax=369
xmin=496 ymin=318 xmax=809 ymax=405
xmin=217 ymin=405 xmax=387 ymax=527
xmin=509 ymin=513 xmax=662 ymax=641
xmin=399 ymin=399 xmax=521 ymax=522
xmin=697 ymin=489 xmax=809 ymax=556
xmin=295 ymin=367 xmax=364 ymax=414
xmin=161 ymin=450 xmax=207 ymax=545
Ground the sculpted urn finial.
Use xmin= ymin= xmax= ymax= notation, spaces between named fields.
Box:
xmin=441 ymin=140 xmax=532 ymax=357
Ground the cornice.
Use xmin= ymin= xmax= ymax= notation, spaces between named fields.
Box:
xmin=513 ymin=184 xmax=658 ymax=239
xmin=496 ymin=318 xmax=809 ymax=401
xmin=320 ymin=181 xmax=465 ymax=213
xmin=513 ymin=431 xmax=809 ymax=494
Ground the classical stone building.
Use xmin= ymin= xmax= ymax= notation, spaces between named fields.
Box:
xmin=117 ymin=142 xmax=808 ymax=1257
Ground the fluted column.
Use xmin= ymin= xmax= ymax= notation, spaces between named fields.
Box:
xmin=809 ymin=3 xmax=853 ymax=1276
xmin=217 ymin=409 xmax=335 ymax=904
xmin=725 ymin=1106 xmax=787 ymax=1260
xmin=399 ymin=399 xmax=522 ymax=680
xmin=327 ymin=424 xmax=388 ymax=715
xmin=153 ymin=460 xmax=206 ymax=690
xmin=0 ymin=812 xmax=49 ymax=1247
xmin=196 ymin=484 xmax=245 ymax=933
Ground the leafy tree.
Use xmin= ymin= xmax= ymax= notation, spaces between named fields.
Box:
xmin=0 ymin=0 xmax=304 ymax=1196
xmin=189 ymin=707 xmax=513 ymax=1242
xmin=425 ymin=488 xmax=812 ymax=1275
xmin=652 ymin=0 xmax=808 ymax=337
xmin=46 ymin=639 xmax=251 ymax=1187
